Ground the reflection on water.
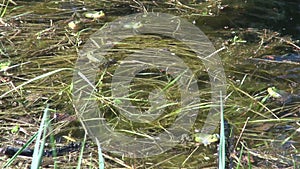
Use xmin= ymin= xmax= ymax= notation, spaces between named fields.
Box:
xmin=198 ymin=0 xmax=300 ymax=40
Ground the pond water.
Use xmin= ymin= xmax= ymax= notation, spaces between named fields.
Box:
xmin=0 ymin=0 xmax=299 ymax=168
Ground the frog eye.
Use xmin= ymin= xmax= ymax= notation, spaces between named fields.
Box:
xmin=213 ymin=134 xmax=220 ymax=139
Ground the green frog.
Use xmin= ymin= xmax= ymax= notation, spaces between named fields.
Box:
xmin=123 ymin=21 xmax=143 ymax=29
xmin=267 ymin=87 xmax=283 ymax=99
xmin=193 ymin=133 xmax=219 ymax=146
xmin=83 ymin=11 xmax=105 ymax=20
xmin=267 ymin=87 xmax=300 ymax=104
xmin=0 ymin=61 xmax=11 ymax=72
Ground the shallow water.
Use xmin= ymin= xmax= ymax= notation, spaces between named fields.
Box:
xmin=0 ymin=0 xmax=299 ymax=168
